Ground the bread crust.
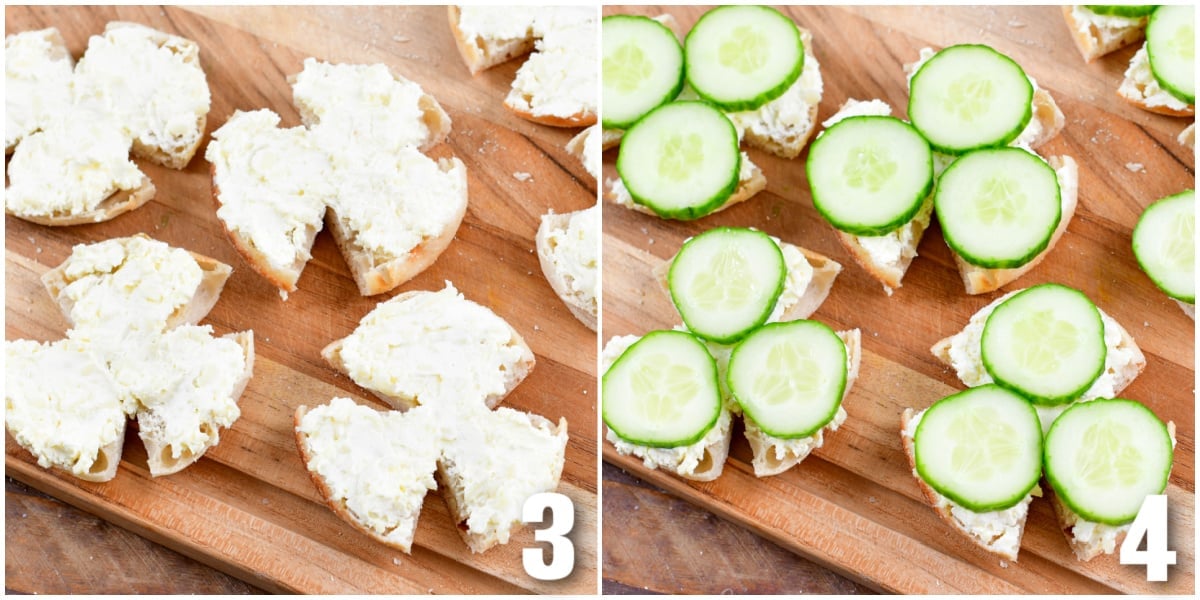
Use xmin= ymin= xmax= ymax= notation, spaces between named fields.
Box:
xmin=1176 ymin=299 xmax=1195 ymax=320
xmin=6 ymin=175 xmax=156 ymax=227
xmin=535 ymin=210 xmax=597 ymax=331
xmin=141 ymin=330 xmax=255 ymax=477
xmin=1061 ymin=5 xmax=1145 ymax=63
xmin=446 ymin=5 xmax=537 ymax=76
xmin=900 ymin=408 xmax=1027 ymax=561
xmin=832 ymin=197 xmax=934 ymax=295
xmin=1179 ymin=123 xmax=1195 ymax=149
xmin=208 ymin=165 xmax=319 ymax=293
xmin=293 ymin=404 xmax=423 ymax=554
xmin=40 ymin=233 xmax=232 ymax=329
xmin=320 ymin=289 xmax=535 ymax=411
xmin=744 ymin=328 xmax=861 ymax=477
xmin=504 ymin=103 xmax=597 ymax=128
xmin=323 ymin=163 xmax=467 ymax=297
xmin=954 ymin=155 xmax=1078 ymax=295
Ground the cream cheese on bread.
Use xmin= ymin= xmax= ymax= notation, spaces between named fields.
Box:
xmin=207 ymin=109 xmax=333 ymax=272
xmin=5 ymin=109 xmax=144 ymax=221
xmin=455 ymin=6 xmax=595 ymax=41
xmin=1120 ymin=45 xmax=1192 ymax=112
xmin=903 ymin=407 xmax=1036 ymax=560
xmin=291 ymin=58 xmax=446 ymax=155
xmin=566 ymin=124 xmax=600 ymax=180
xmin=769 ymin=237 xmax=816 ymax=321
xmin=5 ymin=28 xmax=73 ymax=151
xmin=5 ymin=339 xmax=126 ymax=479
xmin=72 ymin=23 xmax=209 ymax=165
xmin=297 ymin=398 xmax=443 ymax=550
xmin=538 ymin=205 xmax=599 ymax=322
xmin=337 ymin=283 xmax=533 ymax=409
xmin=609 ymin=150 xmax=762 ymax=213
xmin=1069 ymin=6 xmax=1146 ymax=46
xmin=440 ymin=405 xmax=567 ymax=549
xmin=505 ymin=19 xmax=597 ymax=122
xmin=726 ymin=34 xmax=823 ymax=158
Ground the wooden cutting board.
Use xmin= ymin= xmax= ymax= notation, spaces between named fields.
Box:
xmin=5 ymin=5 xmax=597 ymax=595
xmin=602 ymin=4 xmax=1194 ymax=595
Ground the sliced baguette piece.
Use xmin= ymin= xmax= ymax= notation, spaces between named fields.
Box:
xmin=601 ymin=334 xmax=733 ymax=482
xmin=743 ymin=329 xmax=860 ymax=477
xmin=5 ymin=109 xmax=155 ymax=226
xmin=4 ymin=338 xmax=127 ymax=482
xmin=953 ymin=155 xmax=1079 ymax=295
xmin=129 ymin=327 xmax=254 ymax=477
xmin=72 ymin=22 xmax=210 ymax=169
xmin=41 ymin=234 xmax=232 ymax=334
xmin=930 ymin=288 xmax=1146 ymax=432
xmin=725 ymin=27 xmax=823 ymax=159
xmin=1179 ymin=122 xmax=1195 ymax=149
xmin=1118 ymin=44 xmax=1196 ymax=117
xmin=900 ymin=407 xmax=1038 ymax=562
xmin=294 ymin=399 xmax=443 ymax=554
xmin=289 ymin=57 xmax=452 ymax=155
xmin=566 ymin=124 xmax=600 ymax=182
xmin=503 ymin=19 xmax=597 ymax=127
xmin=5 ymin=27 xmax=74 ymax=153
xmin=206 ymin=109 xmax=333 ymax=294
xmin=536 ymin=205 xmax=599 ymax=331
xmin=606 ymin=150 xmax=767 ymax=219
xmin=1061 ymin=5 xmax=1146 ymax=63
xmin=324 ymin=149 xmax=469 ymax=296
xmin=653 ymin=235 xmax=842 ymax=324
xmin=437 ymin=405 xmax=568 ymax=553
xmin=1047 ymin=421 xmax=1175 ymax=561
xmin=447 ymin=5 xmax=538 ymax=75
xmin=322 ymin=283 xmax=535 ymax=411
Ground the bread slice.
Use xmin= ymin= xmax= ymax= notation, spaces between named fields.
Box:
xmin=930 ymin=289 xmax=1147 ymax=432
xmin=1176 ymin=300 xmax=1196 ymax=320
xmin=953 ymin=155 xmax=1079 ymax=295
xmin=1118 ymin=44 xmax=1196 ymax=117
xmin=323 ymin=149 xmax=469 ymax=296
xmin=653 ymin=235 xmax=842 ymax=324
xmin=900 ymin=407 xmax=1037 ymax=561
xmin=566 ymin=124 xmax=600 ymax=182
xmin=743 ymin=329 xmax=860 ymax=477
xmin=601 ymin=333 xmax=734 ymax=482
xmin=41 ymin=234 xmax=232 ymax=334
xmin=437 ymin=405 xmax=568 ymax=553
xmin=322 ymin=283 xmax=535 ymax=411
xmin=289 ymin=57 xmax=452 ymax=156
xmin=5 ymin=338 xmax=127 ymax=482
xmin=5 ymin=109 xmax=156 ymax=227
xmin=1046 ymin=420 xmax=1175 ymax=561
xmin=72 ymin=22 xmax=210 ymax=169
xmin=1061 ymin=5 xmax=1146 ymax=62
xmin=1179 ymin=122 xmax=1195 ymax=149
xmin=446 ymin=5 xmax=538 ymax=75
xmin=206 ymin=109 xmax=333 ymax=294
xmin=606 ymin=150 xmax=767 ymax=219
xmin=131 ymin=327 xmax=254 ymax=477
xmin=536 ymin=205 xmax=599 ymax=331
xmin=5 ymin=27 xmax=74 ymax=153
xmin=725 ymin=28 xmax=822 ymax=159
xmin=294 ymin=399 xmax=443 ymax=554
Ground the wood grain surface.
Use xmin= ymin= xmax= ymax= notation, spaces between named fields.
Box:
xmin=601 ymin=4 xmax=1195 ymax=595
xmin=5 ymin=5 xmax=597 ymax=595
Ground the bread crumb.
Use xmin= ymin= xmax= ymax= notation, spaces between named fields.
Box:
xmin=279 ymin=290 xmax=289 ymax=301
xmin=1125 ymin=162 xmax=1146 ymax=173
xmin=868 ymin=496 xmax=878 ymax=504
xmin=35 ymin=247 xmax=42 ymax=254
xmin=393 ymin=557 xmax=401 ymax=566
xmin=261 ymin=498 xmax=269 ymax=505
xmin=392 ymin=35 xmax=410 ymax=43
xmin=1000 ymin=560 xmax=1009 ymax=568
xmin=1007 ymin=19 xmax=1025 ymax=28
xmin=1144 ymin=321 xmax=1150 ymax=327
xmin=513 ymin=172 xmax=533 ymax=182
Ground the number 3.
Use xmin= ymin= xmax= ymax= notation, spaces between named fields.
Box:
xmin=1120 ymin=494 xmax=1176 ymax=582
xmin=523 ymin=492 xmax=575 ymax=581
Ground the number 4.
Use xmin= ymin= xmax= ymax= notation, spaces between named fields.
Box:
xmin=1120 ymin=495 xmax=1176 ymax=582
xmin=522 ymin=492 xmax=575 ymax=581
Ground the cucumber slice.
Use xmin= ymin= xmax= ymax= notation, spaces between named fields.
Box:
xmin=602 ymin=330 xmax=722 ymax=448
xmin=727 ymin=320 xmax=847 ymax=439
xmin=935 ymin=147 xmax=1061 ymax=268
xmin=1044 ymin=399 xmax=1174 ymax=525
xmin=914 ymin=385 xmax=1043 ymax=512
xmin=1084 ymin=5 xmax=1157 ymax=18
xmin=1146 ymin=5 xmax=1195 ymax=105
xmin=1133 ymin=190 xmax=1195 ymax=303
xmin=981 ymin=284 xmax=1107 ymax=405
xmin=616 ymin=101 xmax=741 ymax=220
xmin=806 ymin=116 xmax=933 ymax=236
xmin=668 ymin=227 xmax=786 ymax=344
xmin=602 ymin=15 xmax=685 ymax=130
xmin=908 ymin=45 xmax=1034 ymax=154
xmin=684 ymin=5 xmax=804 ymax=111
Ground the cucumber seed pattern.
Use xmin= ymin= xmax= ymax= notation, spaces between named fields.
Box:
xmin=943 ymin=74 xmax=995 ymax=122
xmin=689 ymin=243 xmax=753 ymax=311
xmin=976 ymin=176 xmax=1029 ymax=226
xmin=658 ymin=133 xmax=705 ymax=181
xmin=948 ymin=407 xmax=1019 ymax=481
xmin=718 ymin=25 xmax=768 ymax=73
xmin=1013 ymin=309 xmax=1079 ymax=375
xmin=1162 ymin=211 xmax=1195 ymax=270
xmin=752 ymin=342 xmax=822 ymax=406
xmin=630 ymin=356 xmax=696 ymax=423
xmin=844 ymin=142 xmax=898 ymax=193
xmin=1076 ymin=421 xmax=1143 ymax=488
xmin=605 ymin=43 xmax=652 ymax=94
